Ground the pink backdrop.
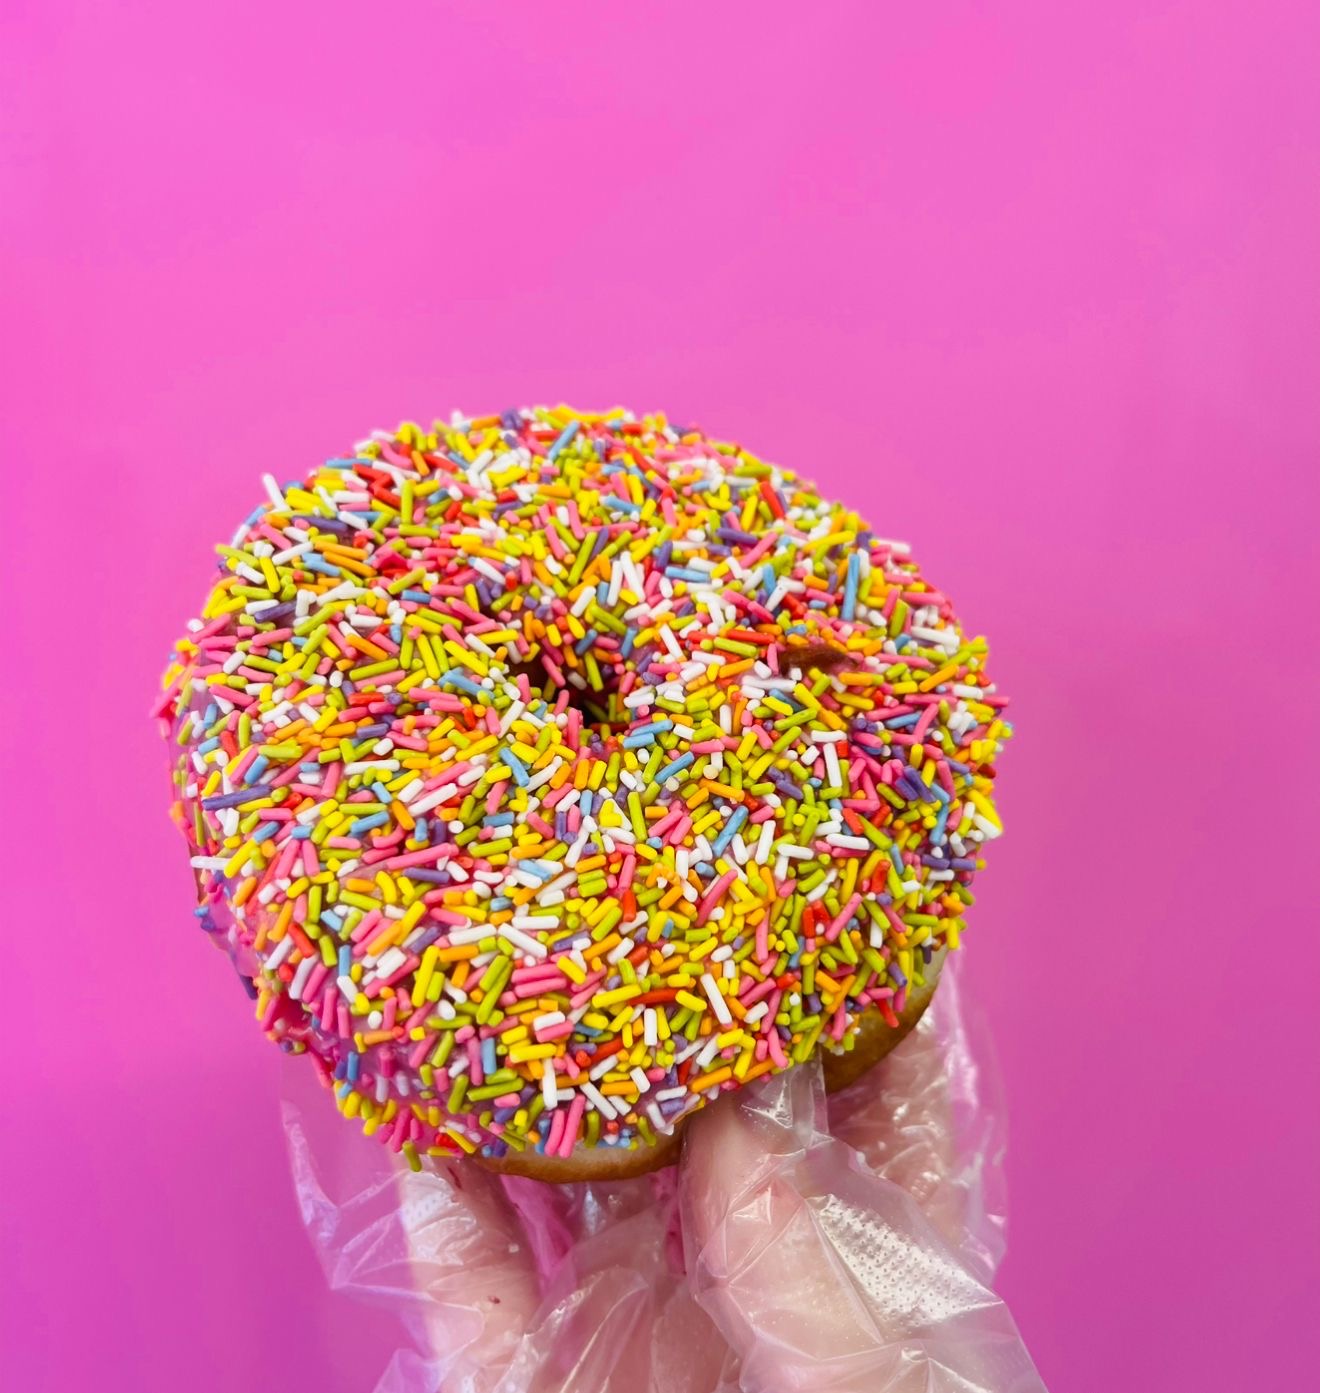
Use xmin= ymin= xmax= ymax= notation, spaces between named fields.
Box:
xmin=4 ymin=4 xmax=1318 ymax=1390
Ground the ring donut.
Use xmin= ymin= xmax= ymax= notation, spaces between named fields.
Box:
xmin=158 ymin=406 xmax=1010 ymax=1180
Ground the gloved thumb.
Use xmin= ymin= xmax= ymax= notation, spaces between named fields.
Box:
xmin=679 ymin=1057 xmax=1047 ymax=1393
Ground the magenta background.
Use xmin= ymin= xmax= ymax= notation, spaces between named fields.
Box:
xmin=4 ymin=3 xmax=1319 ymax=1390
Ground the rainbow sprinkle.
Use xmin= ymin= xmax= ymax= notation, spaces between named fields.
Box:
xmin=157 ymin=406 xmax=1011 ymax=1167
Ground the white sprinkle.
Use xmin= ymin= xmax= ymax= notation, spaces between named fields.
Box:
xmin=701 ymin=972 xmax=733 ymax=1026
xmin=647 ymin=1102 xmax=673 ymax=1135
xmin=498 ymin=924 xmax=549 ymax=960
xmin=261 ymin=473 xmax=286 ymax=509
xmin=910 ymin=625 xmax=959 ymax=652
xmin=754 ymin=821 xmax=775 ymax=864
xmin=512 ymin=914 xmax=561 ymax=931
xmin=288 ymin=955 xmax=317 ymax=1000
xmin=581 ymin=1080 xmax=622 ymax=1119
xmin=444 ymin=923 xmax=488 ymax=946
xmin=823 ymin=742 xmax=842 ymax=787
xmin=695 ymin=1035 xmax=722 ymax=1070
xmin=266 ymin=936 xmax=296 ymax=971
xmin=375 ymin=947 xmax=406 ymax=978
xmin=826 ymin=834 xmax=870 ymax=850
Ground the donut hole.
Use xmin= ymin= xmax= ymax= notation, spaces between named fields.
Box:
xmin=510 ymin=649 xmax=633 ymax=736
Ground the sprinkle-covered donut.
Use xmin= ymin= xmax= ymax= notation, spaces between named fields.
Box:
xmin=158 ymin=406 xmax=1011 ymax=1178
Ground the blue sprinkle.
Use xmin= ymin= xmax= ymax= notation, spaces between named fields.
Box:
xmin=842 ymin=552 xmax=860 ymax=621
xmin=481 ymin=1037 xmax=497 ymax=1076
xmin=655 ymin=752 xmax=694 ymax=783
xmin=711 ymin=805 xmax=748 ymax=856
xmin=499 ymin=748 xmax=529 ymax=786
xmin=547 ymin=420 xmax=580 ymax=461
xmin=622 ymin=718 xmax=672 ymax=748
xmin=442 ymin=672 xmax=483 ymax=696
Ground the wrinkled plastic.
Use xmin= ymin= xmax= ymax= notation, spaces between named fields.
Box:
xmin=284 ymin=967 xmax=1045 ymax=1392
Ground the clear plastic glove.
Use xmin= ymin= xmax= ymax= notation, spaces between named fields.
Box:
xmin=284 ymin=969 xmax=1045 ymax=1393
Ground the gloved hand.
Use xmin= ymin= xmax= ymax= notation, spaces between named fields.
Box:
xmin=285 ymin=970 xmax=1045 ymax=1393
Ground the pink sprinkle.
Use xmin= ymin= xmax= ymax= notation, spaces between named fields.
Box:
xmin=912 ymin=703 xmax=938 ymax=742
xmin=556 ymin=1093 xmax=587 ymax=1157
xmin=755 ymin=914 xmax=771 ymax=963
xmin=827 ymin=894 xmax=862 ymax=940
xmin=698 ymin=869 xmax=738 ymax=921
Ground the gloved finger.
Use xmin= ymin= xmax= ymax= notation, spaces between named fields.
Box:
xmin=831 ymin=1008 xmax=971 ymax=1264
xmin=282 ymin=1064 xmax=540 ymax=1393
xmin=680 ymin=1058 xmax=1047 ymax=1393
xmin=400 ymin=1161 xmax=542 ymax=1392
xmin=831 ymin=971 xmax=1007 ymax=1279
xmin=500 ymin=1174 xmax=737 ymax=1393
